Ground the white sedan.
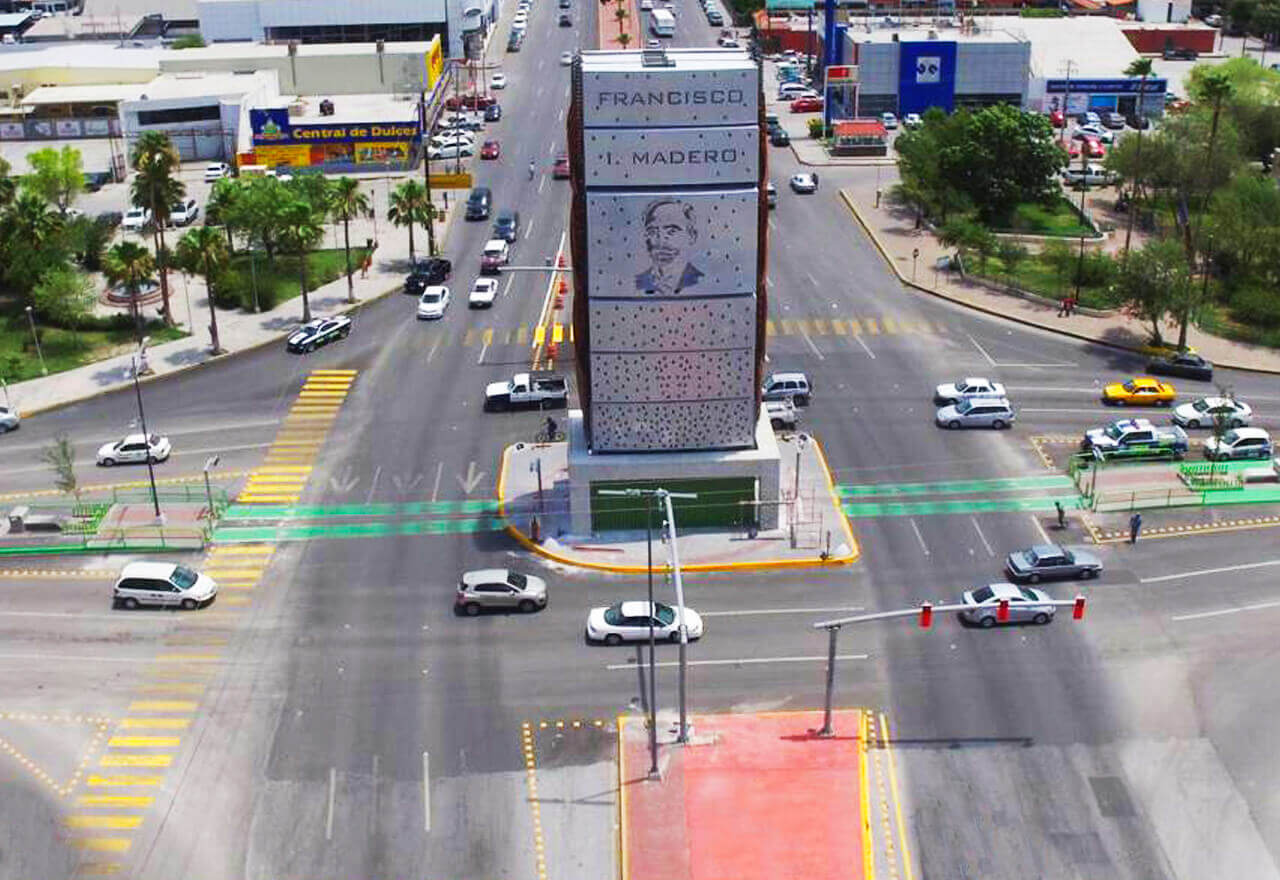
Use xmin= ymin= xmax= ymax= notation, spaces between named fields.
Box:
xmin=203 ymin=162 xmax=231 ymax=182
xmin=417 ymin=285 xmax=450 ymax=320
xmin=1073 ymin=124 xmax=1115 ymax=144
xmin=469 ymin=278 xmax=499 ymax=308
xmin=491 ymin=73 xmax=508 ymax=89
xmin=97 ymin=432 xmax=171 ymax=466
xmin=122 ymin=207 xmax=152 ymax=231
xmin=585 ymin=601 xmax=704 ymax=645
xmin=789 ymin=173 xmax=817 ymax=194
xmin=1172 ymin=396 xmax=1252 ymax=429
xmin=427 ymin=142 xmax=474 ymax=160
xmin=560 ymin=51 xmax=574 ymax=66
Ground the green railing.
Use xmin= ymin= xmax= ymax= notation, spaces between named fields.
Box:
xmin=1178 ymin=462 xmax=1246 ymax=491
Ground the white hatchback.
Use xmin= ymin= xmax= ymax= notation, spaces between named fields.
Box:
xmin=203 ymin=162 xmax=231 ymax=182
xmin=97 ymin=432 xmax=171 ymax=466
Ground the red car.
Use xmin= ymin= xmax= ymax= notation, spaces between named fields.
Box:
xmin=445 ymin=94 xmax=496 ymax=111
xmin=1066 ymin=140 xmax=1082 ymax=159
xmin=552 ymin=155 xmax=570 ymax=179
xmin=1083 ymin=136 xmax=1105 ymax=159
xmin=480 ymin=140 xmax=501 ymax=160
xmin=1048 ymin=109 xmax=1065 ymax=128
xmin=790 ymin=96 xmax=823 ymax=113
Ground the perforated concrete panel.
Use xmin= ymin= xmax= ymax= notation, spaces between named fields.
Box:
xmin=590 ymin=400 xmax=758 ymax=452
xmin=584 ymin=126 xmax=759 ymax=187
xmin=587 ymin=298 xmax=756 ymax=351
xmin=592 ymin=350 xmax=757 ymax=401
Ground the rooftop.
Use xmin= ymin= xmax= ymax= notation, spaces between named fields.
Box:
xmin=0 ymin=43 xmax=162 ymax=74
xmin=162 ymin=38 xmax=439 ymax=61
xmin=284 ymin=92 xmax=420 ymax=125
xmin=581 ymin=47 xmax=755 ymax=72
xmin=126 ymin=70 xmax=275 ymax=101
xmin=21 ymin=82 xmax=147 ymax=105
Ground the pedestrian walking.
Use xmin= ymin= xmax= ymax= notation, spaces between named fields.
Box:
xmin=1066 ymin=296 xmax=1077 ymax=316
xmin=1055 ymin=501 xmax=1066 ymax=529
xmin=1129 ymin=512 xmax=1142 ymax=544
xmin=1058 ymin=297 xmax=1069 ymax=317
xmin=360 ymin=252 xmax=372 ymax=279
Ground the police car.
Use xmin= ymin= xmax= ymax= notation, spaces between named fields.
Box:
xmin=286 ymin=315 xmax=352 ymax=353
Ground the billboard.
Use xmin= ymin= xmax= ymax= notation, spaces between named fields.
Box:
xmin=574 ymin=49 xmax=765 ymax=453
xmin=897 ymin=41 xmax=957 ymax=115
xmin=249 ymin=108 xmax=421 ymax=146
xmin=585 ymin=189 xmax=759 ymax=299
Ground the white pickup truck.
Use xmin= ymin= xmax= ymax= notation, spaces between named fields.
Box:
xmin=484 ymin=372 xmax=568 ymax=411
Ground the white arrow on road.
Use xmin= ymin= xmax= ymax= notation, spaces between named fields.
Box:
xmin=456 ymin=462 xmax=488 ymax=495
xmin=393 ymin=473 xmax=426 ymax=494
xmin=329 ymin=468 xmax=359 ymax=493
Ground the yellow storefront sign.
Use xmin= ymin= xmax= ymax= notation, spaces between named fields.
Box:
xmin=429 ymin=172 xmax=473 ymax=188
xmin=254 ymin=144 xmax=312 ymax=168
xmin=426 ymin=38 xmax=444 ymax=89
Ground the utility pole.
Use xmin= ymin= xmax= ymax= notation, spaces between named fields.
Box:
xmin=419 ymin=88 xmax=437 ymax=257
xmin=131 ymin=355 xmax=162 ymax=520
xmin=1059 ymin=59 xmax=1075 ymax=145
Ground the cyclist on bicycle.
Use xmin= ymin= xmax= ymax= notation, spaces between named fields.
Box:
xmin=544 ymin=415 xmax=558 ymax=440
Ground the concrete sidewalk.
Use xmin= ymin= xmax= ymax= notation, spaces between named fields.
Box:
xmin=7 ymin=185 xmax=461 ymax=417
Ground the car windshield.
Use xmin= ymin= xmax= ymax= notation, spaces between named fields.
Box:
xmin=148 ymin=434 xmax=161 ymax=446
xmin=508 ymin=572 xmax=527 ymax=588
xmin=422 ymin=292 xmax=441 ymax=303
xmin=1192 ymin=399 xmax=1211 ymax=412
xmin=971 ymin=586 xmax=995 ymax=603
xmin=1123 ymin=381 xmax=1138 ymax=392
xmin=955 ymin=399 xmax=975 ymax=413
xmin=171 ymin=565 xmax=198 ymax=589
xmin=1022 ymin=550 xmax=1039 ymax=565
xmin=603 ymin=604 xmax=625 ymax=626
xmin=1105 ymin=424 xmax=1124 ymax=439
xmin=1223 ymin=430 xmax=1241 ymax=444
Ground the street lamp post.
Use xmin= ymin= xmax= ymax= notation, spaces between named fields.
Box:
xmin=203 ymin=455 xmax=220 ymax=523
xmin=131 ymin=356 xmax=162 ymax=520
xmin=24 ymin=306 xmax=47 ymax=376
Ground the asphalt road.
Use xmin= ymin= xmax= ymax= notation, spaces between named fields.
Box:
xmin=5 ymin=5 xmax=1280 ymax=879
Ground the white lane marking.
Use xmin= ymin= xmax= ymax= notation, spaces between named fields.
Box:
xmin=524 ymin=216 xmax=536 ymax=240
xmin=422 ymin=751 xmax=432 ymax=832
xmin=478 ymin=338 xmax=490 ymax=364
xmin=799 ymin=330 xmax=825 ymax=360
xmin=537 ymin=173 xmax=546 ymax=194
xmin=971 ymin=517 xmax=995 ymax=556
xmin=430 ymin=461 xmax=443 ymax=503
xmin=805 ymin=272 xmax=818 ymax=286
xmin=502 ymin=275 xmax=515 ymax=298
xmin=426 ymin=336 xmax=444 ymax=363
xmin=700 ymin=606 xmax=865 ymax=618
xmin=0 ymin=611 xmax=163 ymax=622
xmin=768 ymin=216 xmax=777 ymax=229
xmin=909 ymin=518 xmax=930 ymax=556
xmin=0 ymin=652 xmax=226 ymax=663
xmin=1172 ymin=599 xmax=1280 ymax=622
xmin=1141 ymin=558 xmax=1280 ymax=584
xmin=607 ymin=653 xmax=869 ymax=670
xmin=1030 ymin=513 xmax=1052 ymax=545
xmin=1020 ymin=408 xmax=1110 ymax=414
xmin=325 ymin=767 xmax=336 ymax=841
xmin=0 ymin=418 xmax=282 ymax=457
xmin=967 ymin=334 xmax=996 ymax=366
xmin=1007 ymin=386 xmax=1102 ymax=394
xmin=854 ymin=334 xmax=876 ymax=359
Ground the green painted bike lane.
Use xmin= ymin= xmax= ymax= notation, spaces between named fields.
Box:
xmin=213 ymin=516 xmax=505 ymax=543
xmin=838 ymin=475 xmax=1075 ymax=498
xmin=212 ymin=500 xmax=507 ymax=543
xmin=837 ymin=475 xmax=1082 ymax=517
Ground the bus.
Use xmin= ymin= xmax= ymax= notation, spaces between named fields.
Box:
xmin=649 ymin=8 xmax=675 ymax=36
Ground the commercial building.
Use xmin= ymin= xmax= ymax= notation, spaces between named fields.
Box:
xmin=242 ymin=93 xmax=422 ymax=172
xmin=118 ymin=70 xmax=278 ymax=160
xmin=197 ymin=0 xmax=493 ymax=60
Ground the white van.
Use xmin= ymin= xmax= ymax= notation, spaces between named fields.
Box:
xmin=114 ymin=562 xmax=218 ymax=610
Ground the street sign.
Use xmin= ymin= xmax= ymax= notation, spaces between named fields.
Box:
xmin=429 ymin=172 xmax=472 ymax=188
xmin=826 ymin=64 xmax=858 ymax=85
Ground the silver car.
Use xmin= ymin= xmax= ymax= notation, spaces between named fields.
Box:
xmin=455 ymin=569 xmax=548 ymax=615
xmin=936 ymin=397 xmax=1015 ymax=429
xmin=960 ymin=583 xmax=1055 ymax=628
xmin=0 ymin=405 xmax=18 ymax=433
xmin=1005 ymin=544 xmax=1101 ymax=583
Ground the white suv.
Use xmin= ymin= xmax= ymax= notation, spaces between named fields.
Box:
xmin=762 ymin=372 xmax=811 ymax=405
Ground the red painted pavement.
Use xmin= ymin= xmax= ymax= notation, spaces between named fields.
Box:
xmin=620 ymin=711 xmax=865 ymax=880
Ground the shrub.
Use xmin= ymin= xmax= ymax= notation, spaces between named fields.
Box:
xmin=807 ymin=118 xmax=828 ymax=140
xmin=170 ymin=34 xmax=206 ymax=49
xmin=1229 ymin=284 xmax=1280 ymax=327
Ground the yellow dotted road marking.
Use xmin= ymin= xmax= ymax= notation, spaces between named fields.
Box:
xmin=0 ymin=569 xmax=118 ymax=580
xmin=520 ymin=721 xmax=548 ymax=880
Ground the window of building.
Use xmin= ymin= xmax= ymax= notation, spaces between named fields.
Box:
xmin=137 ymin=104 xmax=220 ymax=125
xmin=264 ymin=21 xmax=446 ymax=44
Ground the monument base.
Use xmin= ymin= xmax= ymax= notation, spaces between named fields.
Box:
xmin=566 ymin=409 xmax=783 ymax=535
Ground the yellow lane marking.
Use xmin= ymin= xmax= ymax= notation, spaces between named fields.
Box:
xmin=222 ymin=595 xmax=252 ymax=606
xmin=106 ymin=736 xmax=180 ymax=748
xmin=66 ymin=815 xmax=143 ymax=830
xmin=864 ymin=318 xmax=880 ymax=334
xmin=464 ymin=328 xmax=478 ymax=346
xmin=812 ymin=319 xmax=830 ymax=335
xmin=483 ymin=327 xmax=494 ymax=346
xmin=830 ymin=319 xmax=848 ymax=335
xmin=552 ymin=323 xmax=564 ymax=343
xmin=514 ymin=325 xmax=528 ymax=344
xmin=781 ymin=319 xmax=796 ymax=335
xmin=76 ymin=795 xmax=155 ymax=808
xmin=766 ymin=320 xmax=776 ymax=336
xmin=0 ymin=569 xmax=118 ymax=580
xmin=119 ymin=718 xmax=189 ymax=730
xmin=883 ymin=317 xmax=900 ymax=334
xmin=881 ymin=711 xmax=917 ymax=880
xmin=135 ymin=684 xmax=205 ymax=695
xmin=207 ymin=545 xmax=273 ymax=555
xmin=99 ymin=754 xmax=172 ymax=768
xmin=70 ymin=839 xmax=132 ymax=853
xmin=127 ymin=701 xmax=196 ymax=712
xmin=533 ymin=325 xmax=546 ymax=345
xmin=154 ymin=653 xmax=221 ymax=663
xmin=87 ymin=775 xmax=163 ymax=787
xmin=203 ymin=568 xmax=263 ymax=578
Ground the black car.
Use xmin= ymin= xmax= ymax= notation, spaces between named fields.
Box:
xmin=769 ymin=128 xmax=790 ymax=146
xmin=286 ymin=316 xmax=352 ymax=353
xmin=492 ymin=209 xmax=520 ymax=242
xmin=465 ymin=186 xmax=492 ymax=220
xmin=83 ymin=171 xmax=113 ymax=192
xmin=484 ymin=103 xmax=502 ymax=122
xmin=1162 ymin=46 xmax=1198 ymax=60
xmin=1146 ymin=351 xmax=1214 ymax=381
xmin=559 ymin=12 xmax=572 ymax=25
xmin=507 ymin=33 xmax=523 ymax=51
xmin=404 ymin=257 xmax=452 ymax=294
xmin=1125 ymin=113 xmax=1152 ymax=130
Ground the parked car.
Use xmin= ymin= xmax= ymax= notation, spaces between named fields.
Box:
xmin=492 ymin=209 xmax=520 ymax=242
xmin=559 ymin=12 xmax=571 ymax=25
xmin=561 ymin=51 xmax=574 ymax=65
xmin=469 ymin=277 xmax=500 ymax=308
xmin=1203 ymin=427 xmax=1274 ymax=461
xmin=122 ymin=207 xmax=152 ymax=231
xmin=83 ymin=170 xmax=113 ymax=191
xmin=761 ymin=371 xmax=811 ymax=404
xmin=1062 ymin=164 xmax=1119 ymax=188
xmin=484 ymin=103 xmax=503 ymax=122
xmin=770 ymin=127 xmax=791 ymax=146
xmin=1048 ymin=109 xmax=1066 ymax=128
xmin=1074 ymin=123 xmax=1115 ymax=144
xmin=404 ymin=257 xmax=452 ymax=294
xmin=286 ymin=315 xmax=352 ymax=352
xmin=1082 ymin=136 xmax=1106 ymax=159
xmin=456 ymin=569 xmax=547 ymax=615
xmin=959 ymin=583 xmax=1055 ymax=628
xmin=114 ymin=562 xmax=217 ymax=610
xmin=1125 ymin=113 xmax=1152 ymax=130
xmin=465 ymin=186 xmax=492 ymax=220
xmin=429 ymin=131 xmax=476 ymax=148
xmin=0 ymin=405 xmax=18 ymax=433
xmin=881 ymin=112 xmax=899 ymax=130
xmin=445 ymin=93 xmax=496 ymax=111
xmin=97 ymin=432 xmax=171 ymax=466
xmin=790 ymin=96 xmax=824 ymax=113
xmin=1163 ymin=46 xmax=1198 ymax=60
xmin=789 ymin=172 xmax=818 ymax=193
xmin=481 ymin=140 xmax=501 ymax=159
xmin=1146 ymin=351 xmax=1213 ymax=381
xmin=1077 ymin=110 xmax=1101 ymax=126
xmin=169 ymin=198 xmax=199 ymax=227
xmin=203 ymin=162 xmax=231 ymax=182
xmin=1006 ymin=544 xmax=1102 ymax=583
xmin=428 ymin=141 xmax=474 ymax=160
xmin=936 ymin=397 xmax=1015 ymax=430
xmin=1172 ymin=396 xmax=1252 ymax=429
xmin=765 ymin=399 xmax=798 ymax=430
xmin=585 ymin=601 xmax=704 ymax=645
xmin=552 ymin=155 xmax=571 ymax=178
xmin=766 ymin=181 xmax=777 ymax=208
xmin=903 ymin=112 xmax=923 ymax=128
xmin=480 ymin=239 xmax=510 ymax=274
xmin=1102 ymin=111 xmax=1127 ymax=130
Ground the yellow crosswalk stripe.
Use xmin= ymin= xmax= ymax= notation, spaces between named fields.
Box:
xmin=72 ymin=860 xmax=123 ymax=876
xmin=766 ymin=320 xmax=776 ymax=336
xmin=256 ymin=466 xmax=312 ymax=474
xmin=882 ymin=317 xmax=900 ymax=334
xmin=203 ymin=568 xmax=263 ymax=579
xmin=830 ymin=319 xmax=848 ymax=335
xmin=482 ymin=328 xmax=494 ymax=346
xmin=107 ymin=736 xmax=180 ymax=748
xmin=99 ymin=754 xmax=172 ymax=768
xmin=66 ymin=815 xmax=144 ymax=830
xmin=552 ymin=323 xmax=564 ymax=343
xmin=532 ymin=325 xmax=545 ymax=345
xmin=846 ymin=318 xmax=862 ymax=335
xmin=780 ymin=319 xmax=796 ymax=335
xmin=154 ymin=653 xmax=221 ymax=663
xmin=463 ymin=328 xmax=477 ymax=346
xmin=515 ymin=325 xmax=528 ymax=344
xmin=812 ymin=319 xmax=830 ymax=335
xmin=568 ymin=324 xmax=576 ymax=342
xmin=864 ymin=318 xmax=880 ymax=334
xmin=237 ymin=494 xmax=300 ymax=503
xmin=119 ymin=718 xmax=190 ymax=730
xmin=222 ymin=595 xmax=252 ymax=606
xmin=127 ymin=700 xmax=196 ymax=712
xmin=297 ymin=389 xmax=348 ymax=397
xmin=87 ymin=775 xmax=164 ymax=787
xmin=76 ymin=795 xmax=154 ymax=808
xmin=70 ymin=839 xmax=132 ymax=853
xmin=309 ymin=369 xmax=357 ymax=376
xmin=207 ymin=545 xmax=273 ymax=555
xmin=136 ymin=683 xmax=205 ymax=695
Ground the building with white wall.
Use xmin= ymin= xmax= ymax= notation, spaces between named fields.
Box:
xmin=1137 ymin=0 xmax=1191 ymax=23
xmin=118 ymin=69 xmax=278 ymax=160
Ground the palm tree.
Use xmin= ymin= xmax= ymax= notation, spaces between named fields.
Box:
xmin=176 ymin=226 xmax=229 ymax=355
xmin=388 ymin=180 xmax=428 ymax=263
xmin=103 ymin=240 xmax=155 ymax=344
xmin=329 ymin=177 xmax=371 ymax=304
xmin=204 ymin=178 xmax=242 ymax=254
xmin=130 ymin=132 xmax=184 ymax=326
xmin=279 ymin=200 xmax=324 ymax=323
xmin=1121 ymin=57 xmax=1153 ymax=257
xmin=1 ymin=191 xmax=64 ymax=296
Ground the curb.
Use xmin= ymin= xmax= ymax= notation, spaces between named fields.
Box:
xmin=495 ymin=442 xmax=859 ymax=574
xmin=837 ymin=190 xmax=1280 ymax=377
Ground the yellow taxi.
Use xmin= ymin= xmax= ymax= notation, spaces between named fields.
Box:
xmin=1101 ymin=376 xmax=1177 ymax=406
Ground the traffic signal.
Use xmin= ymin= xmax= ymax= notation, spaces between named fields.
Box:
xmin=919 ymin=602 xmax=933 ymax=628
xmin=997 ymin=599 xmax=1010 ymax=622
xmin=1073 ymin=595 xmax=1086 ymax=620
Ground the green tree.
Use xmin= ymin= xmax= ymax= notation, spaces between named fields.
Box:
xmin=131 ymin=131 xmax=185 ymax=326
xmin=231 ymin=176 xmax=289 ymax=259
xmin=24 ymin=145 xmax=85 ymax=214
xmin=937 ymin=105 xmax=1065 ymax=223
xmin=1205 ymin=172 xmax=1280 ymax=291
xmin=997 ymin=240 xmax=1028 ymax=287
xmin=895 ymin=107 xmax=970 ymax=224
xmin=1122 ymin=57 xmax=1154 ymax=256
xmin=40 ymin=433 xmax=79 ymax=502
xmin=388 ymin=180 xmax=429 ymax=263
xmin=329 ymin=177 xmax=370 ymax=304
xmin=0 ymin=155 xmax=15 ymax=208
xmin=175 ymin=226 xmax=229 ymax=355
xmin=0 ymin=191 xmax=67 ymax=298
xmin=204 ymin=178 xmax=243 ymax=253
xmin=103 ymin=240 xmax=156 ymax=343
xmin=32 ymin=265 xmax=96 ymax=338
xmin=1116 ymin=238 xmax=1188 ymax=346
xmin=278 ymin=200 xmax=324 ymax=323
